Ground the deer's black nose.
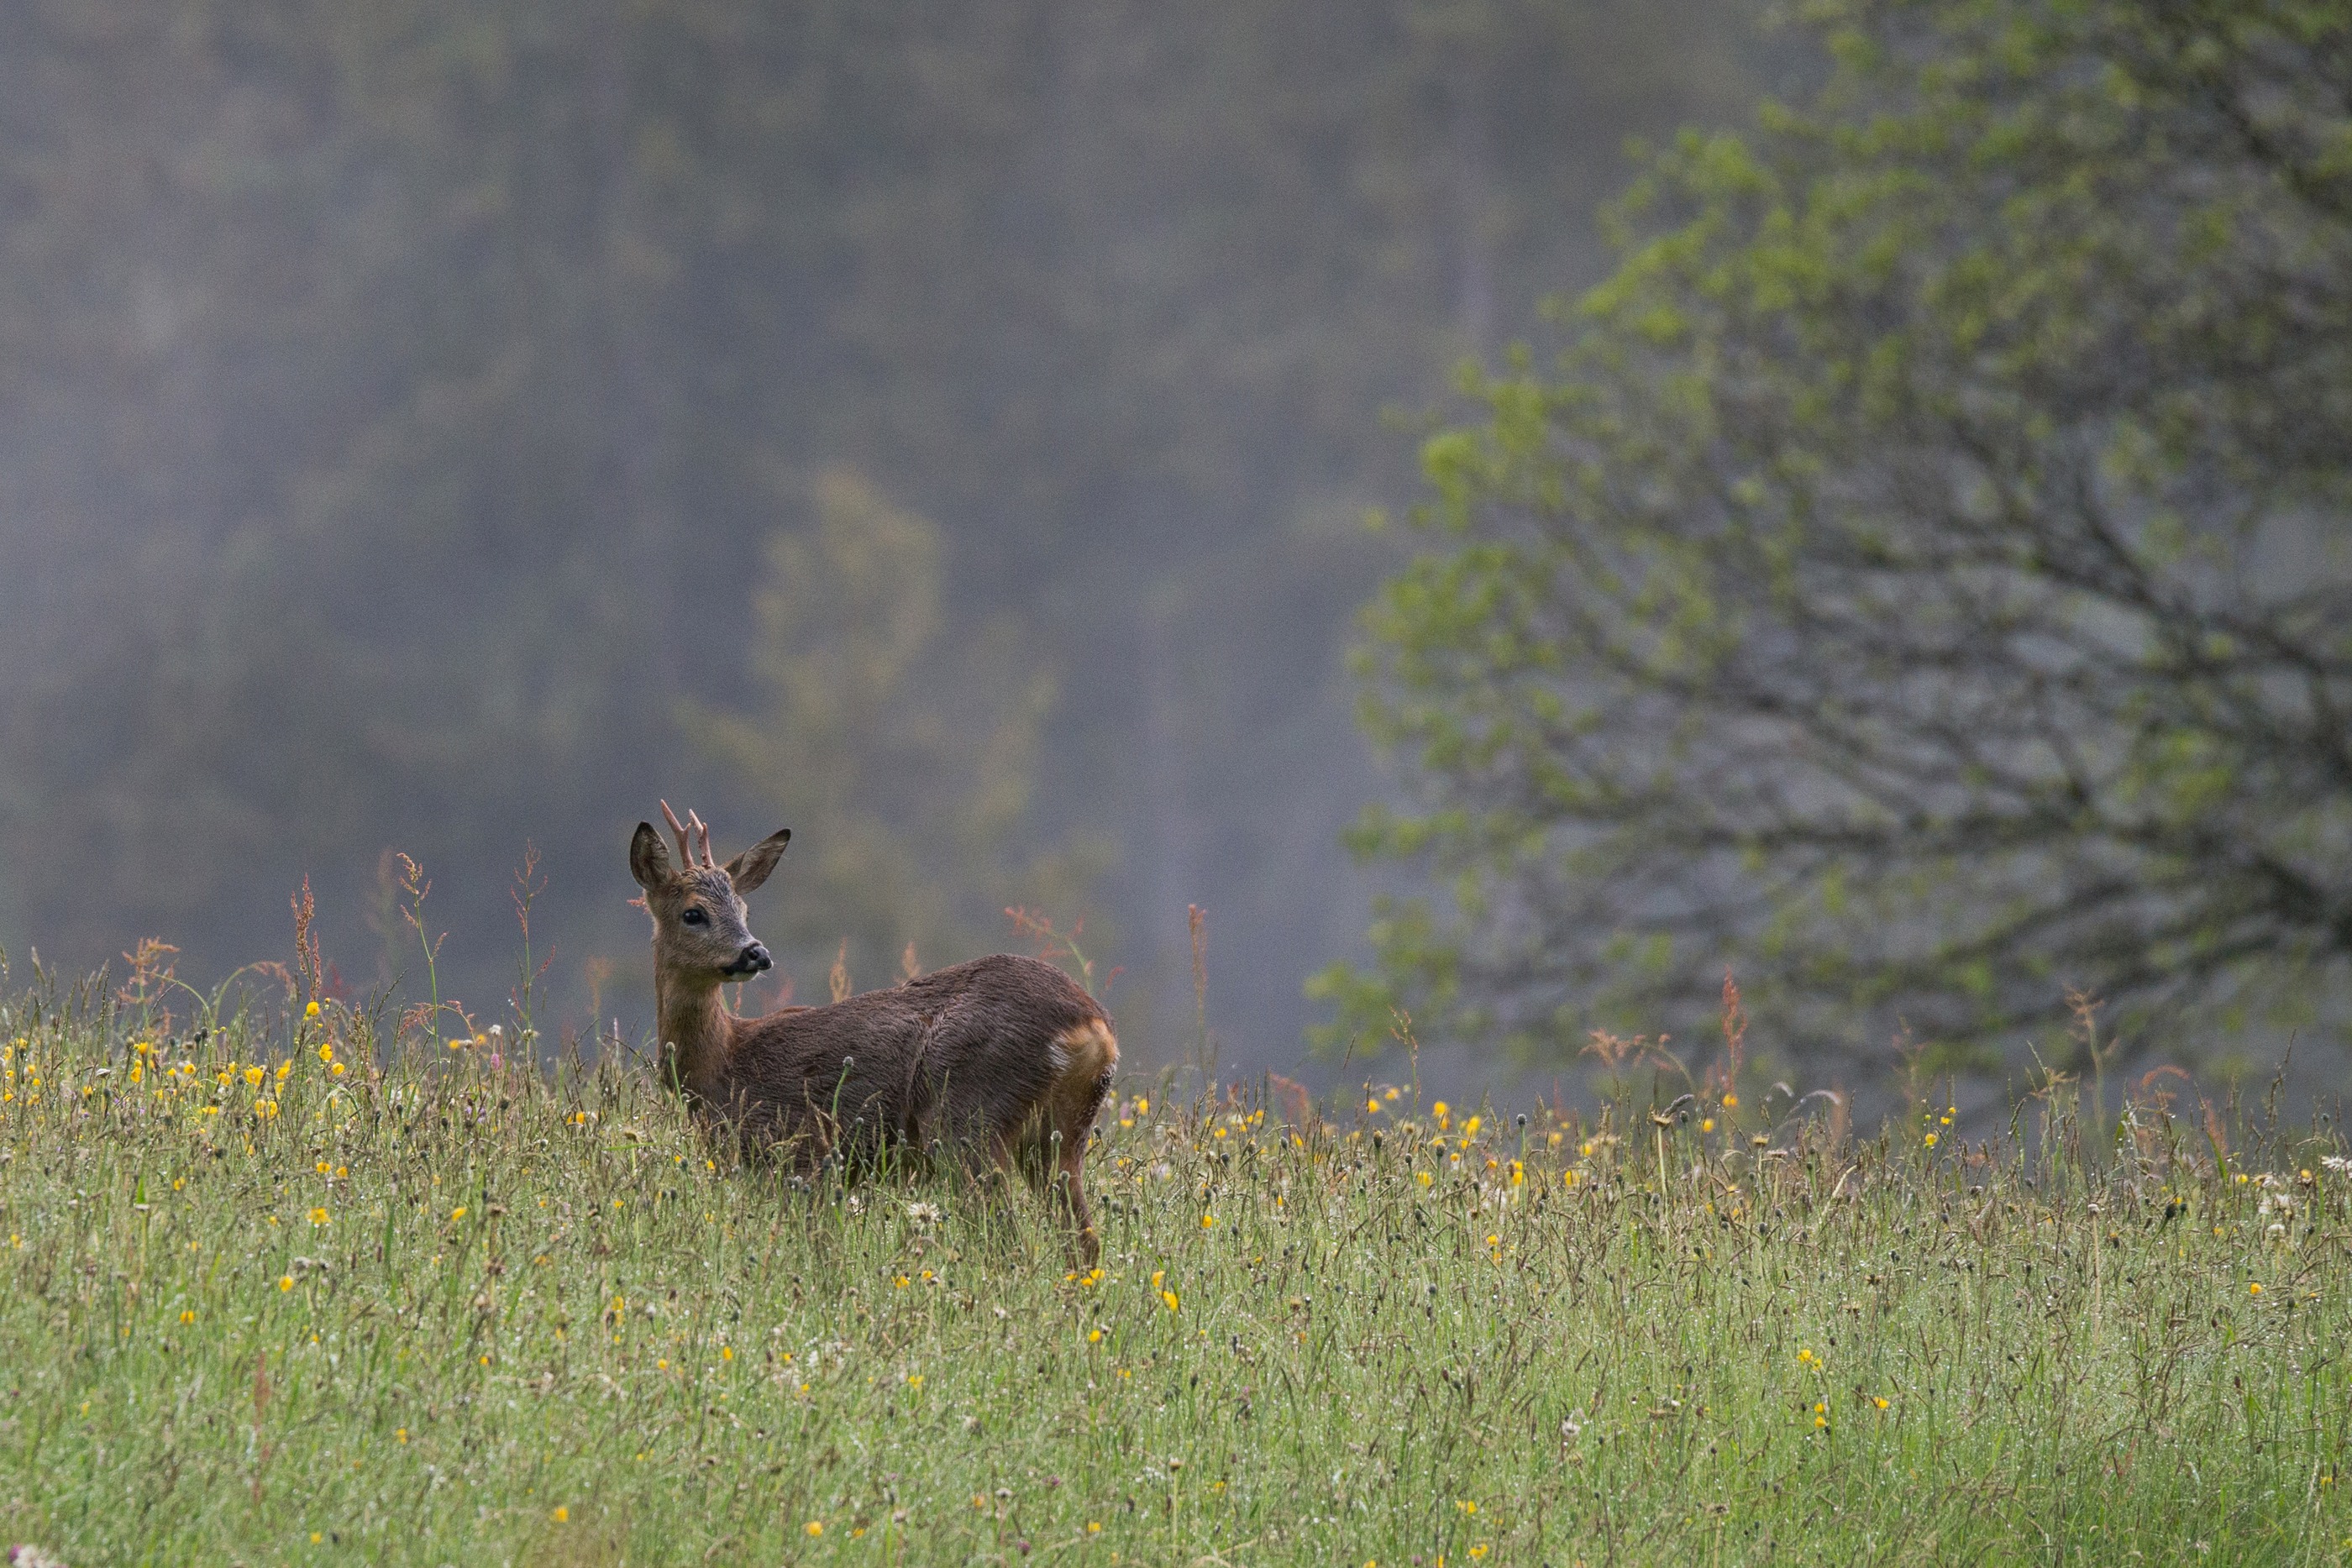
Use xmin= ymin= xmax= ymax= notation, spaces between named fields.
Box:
xmin=736 ymin=943 xmax=772 ymax=975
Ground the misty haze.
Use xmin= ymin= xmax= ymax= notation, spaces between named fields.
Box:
xmin=0 ymin=3 xmax=1770 ymax=1088
xmin=2 ymin=1 xmax=2344 ymax=1109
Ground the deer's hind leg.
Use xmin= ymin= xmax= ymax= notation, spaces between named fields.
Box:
xmin=1007 ymin=1118 xmax=1098 ymax=1267
xmin=1052 ymin=1136 xmax=1100 ymax=1267
xmin=1036 ymin=1019 xmax=1117 ymax=1266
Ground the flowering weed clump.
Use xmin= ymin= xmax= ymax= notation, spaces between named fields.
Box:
xmin=0 ymin=961 xmax=2345 ymax=1563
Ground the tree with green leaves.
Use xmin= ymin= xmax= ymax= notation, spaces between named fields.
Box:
xmin=681 ymin=471 xmax=1103 ymax=990
xmin=1319 ymin=0 xmax=2352 ymax=1074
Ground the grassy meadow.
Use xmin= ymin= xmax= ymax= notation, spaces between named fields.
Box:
xmin=0 ymin=952 xmax=2347 ymax=1565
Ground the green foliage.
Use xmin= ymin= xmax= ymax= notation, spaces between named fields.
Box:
xmin=1332 ymin=0 xmax=2352 ymax=1069
xmin=680 ymin=471 xmax=1102 ymax=985
xmin=2 ymin=978 xmax=2349 ymax=1561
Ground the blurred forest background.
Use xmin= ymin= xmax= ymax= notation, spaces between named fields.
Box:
xmin=0 ymin=0 xmax=1783 ymax=1078
xmin=7 ymin=0 xmax=2342 ymax=1104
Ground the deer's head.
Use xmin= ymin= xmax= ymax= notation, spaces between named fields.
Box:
xmin=629 ymin=801 xmax=790 ymax=987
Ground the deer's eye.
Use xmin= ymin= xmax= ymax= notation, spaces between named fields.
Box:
xmin=680 ymin=908 xmax=708 ymax=927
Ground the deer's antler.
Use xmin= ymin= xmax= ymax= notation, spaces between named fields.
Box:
xmin=658 ymin=800 xmax=720 ymax=868
xmin=659 ymin=800 xmax=696 ymax=868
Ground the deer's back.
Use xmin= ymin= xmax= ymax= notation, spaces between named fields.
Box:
xmin=721 ymin=953 xmax=1105 ymax=1159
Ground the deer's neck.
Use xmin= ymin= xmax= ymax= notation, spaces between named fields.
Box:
xmin=654 ymin=973 xmax=734 ymax=1104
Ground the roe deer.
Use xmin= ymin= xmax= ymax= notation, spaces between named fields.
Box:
xmin=629 ymin=802 xmax=1118 ymax=1261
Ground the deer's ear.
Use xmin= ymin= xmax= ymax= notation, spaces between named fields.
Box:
xmin=726 ymin=828 xmax=791 ymax=894
xmin=629 ymin=822 xmax=674 ymax=891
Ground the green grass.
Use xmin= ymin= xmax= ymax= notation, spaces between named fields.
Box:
xmin=0 ymin=975 xmax=2346 ymax=1566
